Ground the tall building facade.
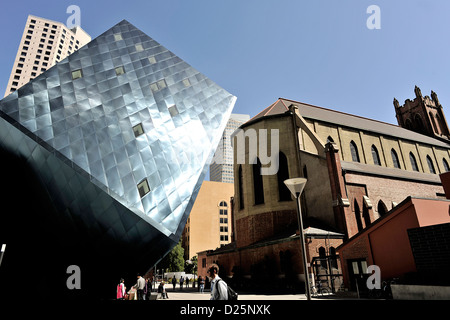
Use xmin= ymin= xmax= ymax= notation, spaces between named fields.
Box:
xmin=210 ymin=113 xmax=250 ymax=183
xmin=181 ymin=181 xmax=234 ymax=261
xmin=4 ymin=15 xmax=91 ymax=97
xmin=0 ymin=19 xmax=236 ymax=300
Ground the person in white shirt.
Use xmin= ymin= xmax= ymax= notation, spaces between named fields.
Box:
xmin=208 ymin=264 xmax=228 ymax=300
xmin=133 ymin=274 xmax=146 ymax=300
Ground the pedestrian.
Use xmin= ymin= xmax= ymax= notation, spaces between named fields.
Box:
xmin=180 ymin=276 xmax=184 ymax=290
xmin=144 ymin=278 xmax=151 ymax=300
xmin=158 ymin=281 xmax=168 ymax=299
xmin=172 ymin=276 xmax=177 ymax=291
xmin=199 ymin=275 xmax=205 ymax=293
xmin=133 ymin=273 xmax=146 ymax=300
xmin=208 ymin=264 xmax=228 ymax=300
xmin=116 ymin=278 xmax=126 ymax=300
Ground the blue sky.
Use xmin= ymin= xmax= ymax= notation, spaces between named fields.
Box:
xmin=1 ymin=0 xmax=450 ymax=125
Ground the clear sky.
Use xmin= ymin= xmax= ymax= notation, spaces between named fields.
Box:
xmin=1 ymin=0 xmax=450 ymax=125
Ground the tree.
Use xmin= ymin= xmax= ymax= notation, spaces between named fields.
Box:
xmin=160 ymin=240 xmax=185 ymax=272
xmin=185 ymin=256 xmax=198 ymax=274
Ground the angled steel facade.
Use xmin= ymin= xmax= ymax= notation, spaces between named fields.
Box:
xmin=0 ymin=20 xmax=235 ymax=299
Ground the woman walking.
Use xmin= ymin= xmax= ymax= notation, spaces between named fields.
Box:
xmin=116 ymin=278 xmax=126 ymax=300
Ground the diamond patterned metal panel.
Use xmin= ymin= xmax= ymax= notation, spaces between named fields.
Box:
xmin=0 ymin=20 xmax=236 ymax=240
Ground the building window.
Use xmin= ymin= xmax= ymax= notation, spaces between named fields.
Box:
xmin=114 ymin=33 xmax=123 ymax=41
xmin=150 ymin=79 xmax=167 ymax=93
xmin=132 ymin=123 xmax=145 ymax=137
xmin=135 ymin=43 xmax=144 ymax=52
xmin=253 ymin=158 xmax=264 ymax=205
xmin=115 ymin=66 xmax=125 ymax=76
xmin=71 ymin=69 xmax=83 ymax=80
xmin=137 ymin=179 xmax=150 ymax=198
xmin=219 ymin=218 xmax=228 ymax=224
xmin=183 ymin=79 xmax=191 ymax=87
xmin=278 ymin=152 xmax=291 ymax=201
xmin=409 ymin=152 xmax=419 ymax=172
xmin=371 ymin=145 xmax=381 ymax=166
xmin=426 ymin=155 xmax=436 ymax=174
xmin=168 ymin=105 xmax=179 ymax=117
xmin=350 ymin=141 xmax=360 ymax=163
xmin=377 ymin=200 xmax=388 ymax=217
xmin=354 ymin=199 xmax=363 ymax=232
xmin=238 ymin=165 xmax=244 ymax=210
xmin=443 ymin=158 xmax=450 ymax=172
xmin=391 ymin=149 xmax=401 ymax=169
xmin=148 ymin=56 xmax=157 ymax=64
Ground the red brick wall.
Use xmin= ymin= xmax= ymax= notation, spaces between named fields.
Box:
xmin=235 ymin=210 xmax=297 ymax=247
xmin=338 ymin=236 xmax=372 ymax=288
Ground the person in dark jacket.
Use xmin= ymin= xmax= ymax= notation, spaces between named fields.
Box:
xmin=157 ymin=281 xmax=168 ymax=299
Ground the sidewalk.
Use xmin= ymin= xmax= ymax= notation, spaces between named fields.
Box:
xmin=151 ymin=286 xmax=343 ymax=300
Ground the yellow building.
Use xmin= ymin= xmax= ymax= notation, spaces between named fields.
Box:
xmin=181 ymin=180 xmax=234 ymax=261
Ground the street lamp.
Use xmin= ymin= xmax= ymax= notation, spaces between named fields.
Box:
xmin=284 ymin=178 xmax=311 ymax=300
xmin=0 ymin=244 xmax=5 ymax=268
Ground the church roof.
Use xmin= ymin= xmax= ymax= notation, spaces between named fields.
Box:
xmin=248 ymin=98 xmax=450 ymax=149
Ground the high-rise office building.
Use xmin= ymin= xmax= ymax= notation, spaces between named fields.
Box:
xmin=210 ymin=113 xmax=250 ymax=183
xmin=3 ymin=15 xmax=91 ymax=97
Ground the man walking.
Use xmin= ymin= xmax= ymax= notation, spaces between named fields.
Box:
xmin=208 ymin=264 xmax=228 ymax=300
xmin=134 ymin=273 xmax=146 ymax=300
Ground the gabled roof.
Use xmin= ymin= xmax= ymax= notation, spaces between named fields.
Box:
xmin=250 ymin=98 xmax=450 ymax=149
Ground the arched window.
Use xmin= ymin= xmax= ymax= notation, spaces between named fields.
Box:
xmin=253 ymin=158 xmax=264 ymax=205
xmin=363 ymin=203 xmax=371 ymax=228
xmin=318 ymin=247 xmax=327 ymax=268
xmin=410 ymin=152 xmax=419 ymax=172
xmin=371 ymin=145 xmax=381 ymax=166
xmin=443 ymin=158 xmax=450 ymax=172
xmin=377 ymin=200 xmax=388 ymax=217
xmin=238 ymin=165 xmax=244 ymax=209
xmin=350 ymin=141 xmax=360 ymax=163
xmin=219 ymin=201 xmax=228 ymax=216
xmin=405 ymin=118 xmax=413 ymax=130
xmin=219 ymin=201 xmax=228 ymax=207
xmin=329 ymin=247 xmax=338 ymax=269
xmin=430 ymin=112 xmax=439 ymax=133
xmin=426 ymin=155 xmax=436 ymax=174
xmin=415 ymin=114 xmax=424 ymax=131
xmin=391 ymin=149 xmax=401 ymax=169
xmin=278 ymin=152 xmax=291 ymax=201
xmin=354 ymin=199 xmax=363 ymax=232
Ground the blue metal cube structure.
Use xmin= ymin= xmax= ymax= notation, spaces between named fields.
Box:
xmin=0 ymin=20 xmax=235 ymax=299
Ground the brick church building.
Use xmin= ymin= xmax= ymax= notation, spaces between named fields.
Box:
xmin=198 ymin=86 xmax=450 ymax=292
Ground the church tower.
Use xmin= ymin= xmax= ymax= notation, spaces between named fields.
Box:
xmin=394 ymin=86 xmax=450 ymax=141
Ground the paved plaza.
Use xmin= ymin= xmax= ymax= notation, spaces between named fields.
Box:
xmin=146 ymin=285 xmax=349 ymax=301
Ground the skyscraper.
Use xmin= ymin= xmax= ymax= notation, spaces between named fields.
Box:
xmin=3 ymin=15 xmax=91 ymax=97
xmin=210 ymin=113 xmax=250 ymax=183
xmin=0 ymin=19 xmax=235 ymax=300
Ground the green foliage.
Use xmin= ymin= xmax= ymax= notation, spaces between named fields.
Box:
xmin=185 ymin=256 xmax=198 ymax=274
xmin=160 ymin=240 xmax=185 ymax=272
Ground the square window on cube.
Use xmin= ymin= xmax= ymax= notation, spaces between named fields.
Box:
xmin=137 ymin=179 xmax=150 ymax=198
xmin=115 ymin=66 xmax=125 ymax=76
xmin=133 ymin=123 xmax=144 ymax=137
xmin=71 ymin=69 xmax=83 ymax=80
